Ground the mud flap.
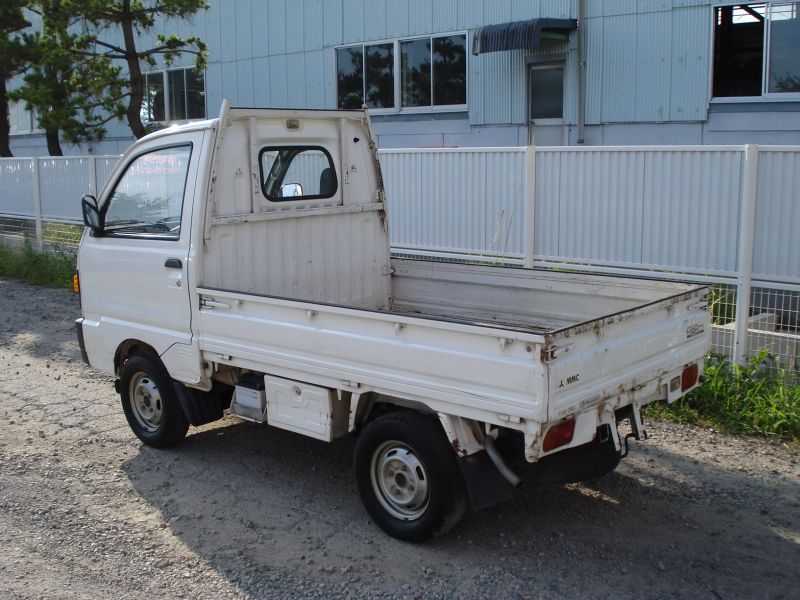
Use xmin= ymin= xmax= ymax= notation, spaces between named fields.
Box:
xmin=75 ymin=319 xmax=90 ymax=365
xmin=173 ymin=383 xmax=227 ymax=427
xmin=457 ymin=451 xmax=516 ymax=511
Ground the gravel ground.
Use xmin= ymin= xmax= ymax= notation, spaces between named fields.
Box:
xmin=0 ymin=277 xmax=798 ymax=600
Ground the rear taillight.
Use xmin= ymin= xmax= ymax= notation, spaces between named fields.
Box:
xmin=543 ymin=418 xmax=575 ymax=452
xmin=681 ymin=363 xmax=699 ymax=391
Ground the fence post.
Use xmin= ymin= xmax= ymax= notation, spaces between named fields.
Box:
xmin=89 ymin=155 xmax=98 ymax=196
xmin=733 ymin=144 xmax=759 ymax=365
xmin=31 ymin=157 xmax=43 ymax=252
xmin=523 ymin=145 xmax=536 ymax=269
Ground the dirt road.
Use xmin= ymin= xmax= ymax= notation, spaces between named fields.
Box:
xmin=0 ymin=278 xmax=798 ymax=599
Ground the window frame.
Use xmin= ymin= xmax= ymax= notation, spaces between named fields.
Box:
xmin=99 ymin=142 xmax=194 ymax=242
xmin=335 ymin=31 xmax=469 ymax=115
xmin=710 ymin=1 xmax=800 ymax=102
xmin=527 ymin=58 xmax=566 ymax=125
xmin=257 ymin=145 xmax=339 ymax=203
xmin=8 ymin=101 xmax=43 ymax=136
xmin=142 ymin=66 xmax=207 ymax=124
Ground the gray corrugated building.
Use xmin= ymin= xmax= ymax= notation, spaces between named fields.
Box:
xmin=8 ymin=0 xmax=800 ymax=154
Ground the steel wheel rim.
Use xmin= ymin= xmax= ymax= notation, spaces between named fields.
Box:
xmin=129 ymin=372 xmax=163 ymax=433
xmin=370 ymin=440 xmax=430 ymax=521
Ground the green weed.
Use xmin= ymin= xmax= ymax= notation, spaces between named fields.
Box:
xmin=646 ymin=351 xmax=800 ymax=440
xmin=708 ymin=285 xmax=736 ymax=325
xmin=0 ymin=240 xmax=77 ymax=288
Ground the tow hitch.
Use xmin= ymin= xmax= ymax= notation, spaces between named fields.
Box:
xmin=616 ymin=402 xmax=648 ymax=458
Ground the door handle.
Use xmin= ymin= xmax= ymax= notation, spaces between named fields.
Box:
xmin=164 ymin=258 xmax=183 ymax=269
xmin=201 ymin=298 xmax=232 ymax=309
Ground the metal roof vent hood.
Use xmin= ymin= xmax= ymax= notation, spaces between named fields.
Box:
xmin=472 ymin=18 xmax=577 ymax=55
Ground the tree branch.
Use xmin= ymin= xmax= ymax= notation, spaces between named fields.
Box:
xmin=138 ymin=44 xmax=202 ymax=58
xmin=72 ymin=49 xmax=127 ymax=60
xmin=85 ymin=38 xmax=128 ymax=55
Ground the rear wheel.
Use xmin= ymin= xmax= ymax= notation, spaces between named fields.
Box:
xmin=119 ymin=351 xmax=188 ymax=448
xmin=354 ymin=411 xmax=468 ymax=541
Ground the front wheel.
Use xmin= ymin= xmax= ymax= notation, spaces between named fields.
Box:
xmin=119 ymin=351 xmax=189 ymax=448
xmin=353 ymin=411 xmax=468 ymax=541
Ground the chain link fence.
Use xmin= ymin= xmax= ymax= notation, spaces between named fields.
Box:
xmin=0 ymin=216 xmax=82 ymax=255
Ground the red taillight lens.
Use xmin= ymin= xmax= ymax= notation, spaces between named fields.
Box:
xmin=543 ymin=418 xmax=576 ymax=452
xmin=681 ymin=363 xmax=699 ymax=392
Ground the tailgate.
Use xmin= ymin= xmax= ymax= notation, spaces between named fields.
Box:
xmin=544 ymin=286 xmax=710 ymax=421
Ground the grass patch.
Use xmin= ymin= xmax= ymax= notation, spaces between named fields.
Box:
xmin=0 ymin=240 xmax=77 ymax=288
xmin=646 ymin=351 xmax=800 ymax=440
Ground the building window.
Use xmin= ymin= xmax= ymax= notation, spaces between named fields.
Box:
xmin=336 ymin=33 xmax=467 ymax=112
xmin=529 ymin=63 xmax=564 ymax=120
xmin=336 ymin=46 xmax=363 ymax=109
xmin=400 ymin=35 xmax=467 ymax=108
xmin=400 ymin=39 xmax=430 ymax=107
xmin=713 ymin=2 xmax=800 ymax=98
xmin=365 ymin=43 xmax=395 ymax=108
xmin=767 ymin=2 xmax=800 ymax=93
xmin=141 ymin=68 xmax=206 ymax=123
xmin=8 ymin=101 xmax=42 ymax=135
xmin=336 ymin=43 xmax=394 ymax=109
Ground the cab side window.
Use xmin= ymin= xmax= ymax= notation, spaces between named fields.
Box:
xmin=103 ymin=145 xmax=192 ymax=239
xmin=259 ymin=146 xmax=337 ymax=202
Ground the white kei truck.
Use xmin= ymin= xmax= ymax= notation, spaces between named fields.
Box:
xmin=76 ymin=102 xmax=711 ymax=541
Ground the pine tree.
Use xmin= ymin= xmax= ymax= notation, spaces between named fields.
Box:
xmin=0 ymin=2 xmax=31 ymax=157
xmin=67 ymin=0 xmax=208 ymax=139
xmin=12 ymin=1 xmax=126 ymax=155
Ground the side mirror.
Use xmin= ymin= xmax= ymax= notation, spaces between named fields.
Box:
xmin=81 ymin=194 xmax=102 ymax=234
xmin=281 ymin=182 xmax=303 ymax=197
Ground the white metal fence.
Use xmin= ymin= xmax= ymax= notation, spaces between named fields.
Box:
xmin=382 ymin=144 xmax=799 ymax=375
xmin=382 ymin=145 xmax=800 ymax=285
xmin=0 ymin=156 xmax=118 ymax=250
xmin=1 ymin=145 xmax=798 ymax=376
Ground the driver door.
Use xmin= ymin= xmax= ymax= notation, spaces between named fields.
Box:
xmin=79 ymin=130 xmax=205 ymax=383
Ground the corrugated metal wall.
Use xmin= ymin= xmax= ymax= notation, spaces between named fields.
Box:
xmin=197 ymin=0 xmax=713 ymax=127
xmin=7 ymin=0 xmax=721 ymax=150
xmin=586 ymin=1 xmax=710 ymax=125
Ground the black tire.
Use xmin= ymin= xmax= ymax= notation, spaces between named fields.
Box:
xmin=353 ymin=411 xmax=468 ymax=542
xmin=119 ymin=351 xmax=189 ymax=448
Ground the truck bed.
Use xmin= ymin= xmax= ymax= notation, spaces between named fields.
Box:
xmin=388 ymin=259 xmax=705 ymax=335
xmin=197 ymin=257 xmax=708 ymax=430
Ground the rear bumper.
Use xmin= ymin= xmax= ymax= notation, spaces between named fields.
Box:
xmin=518 ymin=433 xmax=622 ymax=485
xmin=526 ymin=358 xmax=705 ymax=462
